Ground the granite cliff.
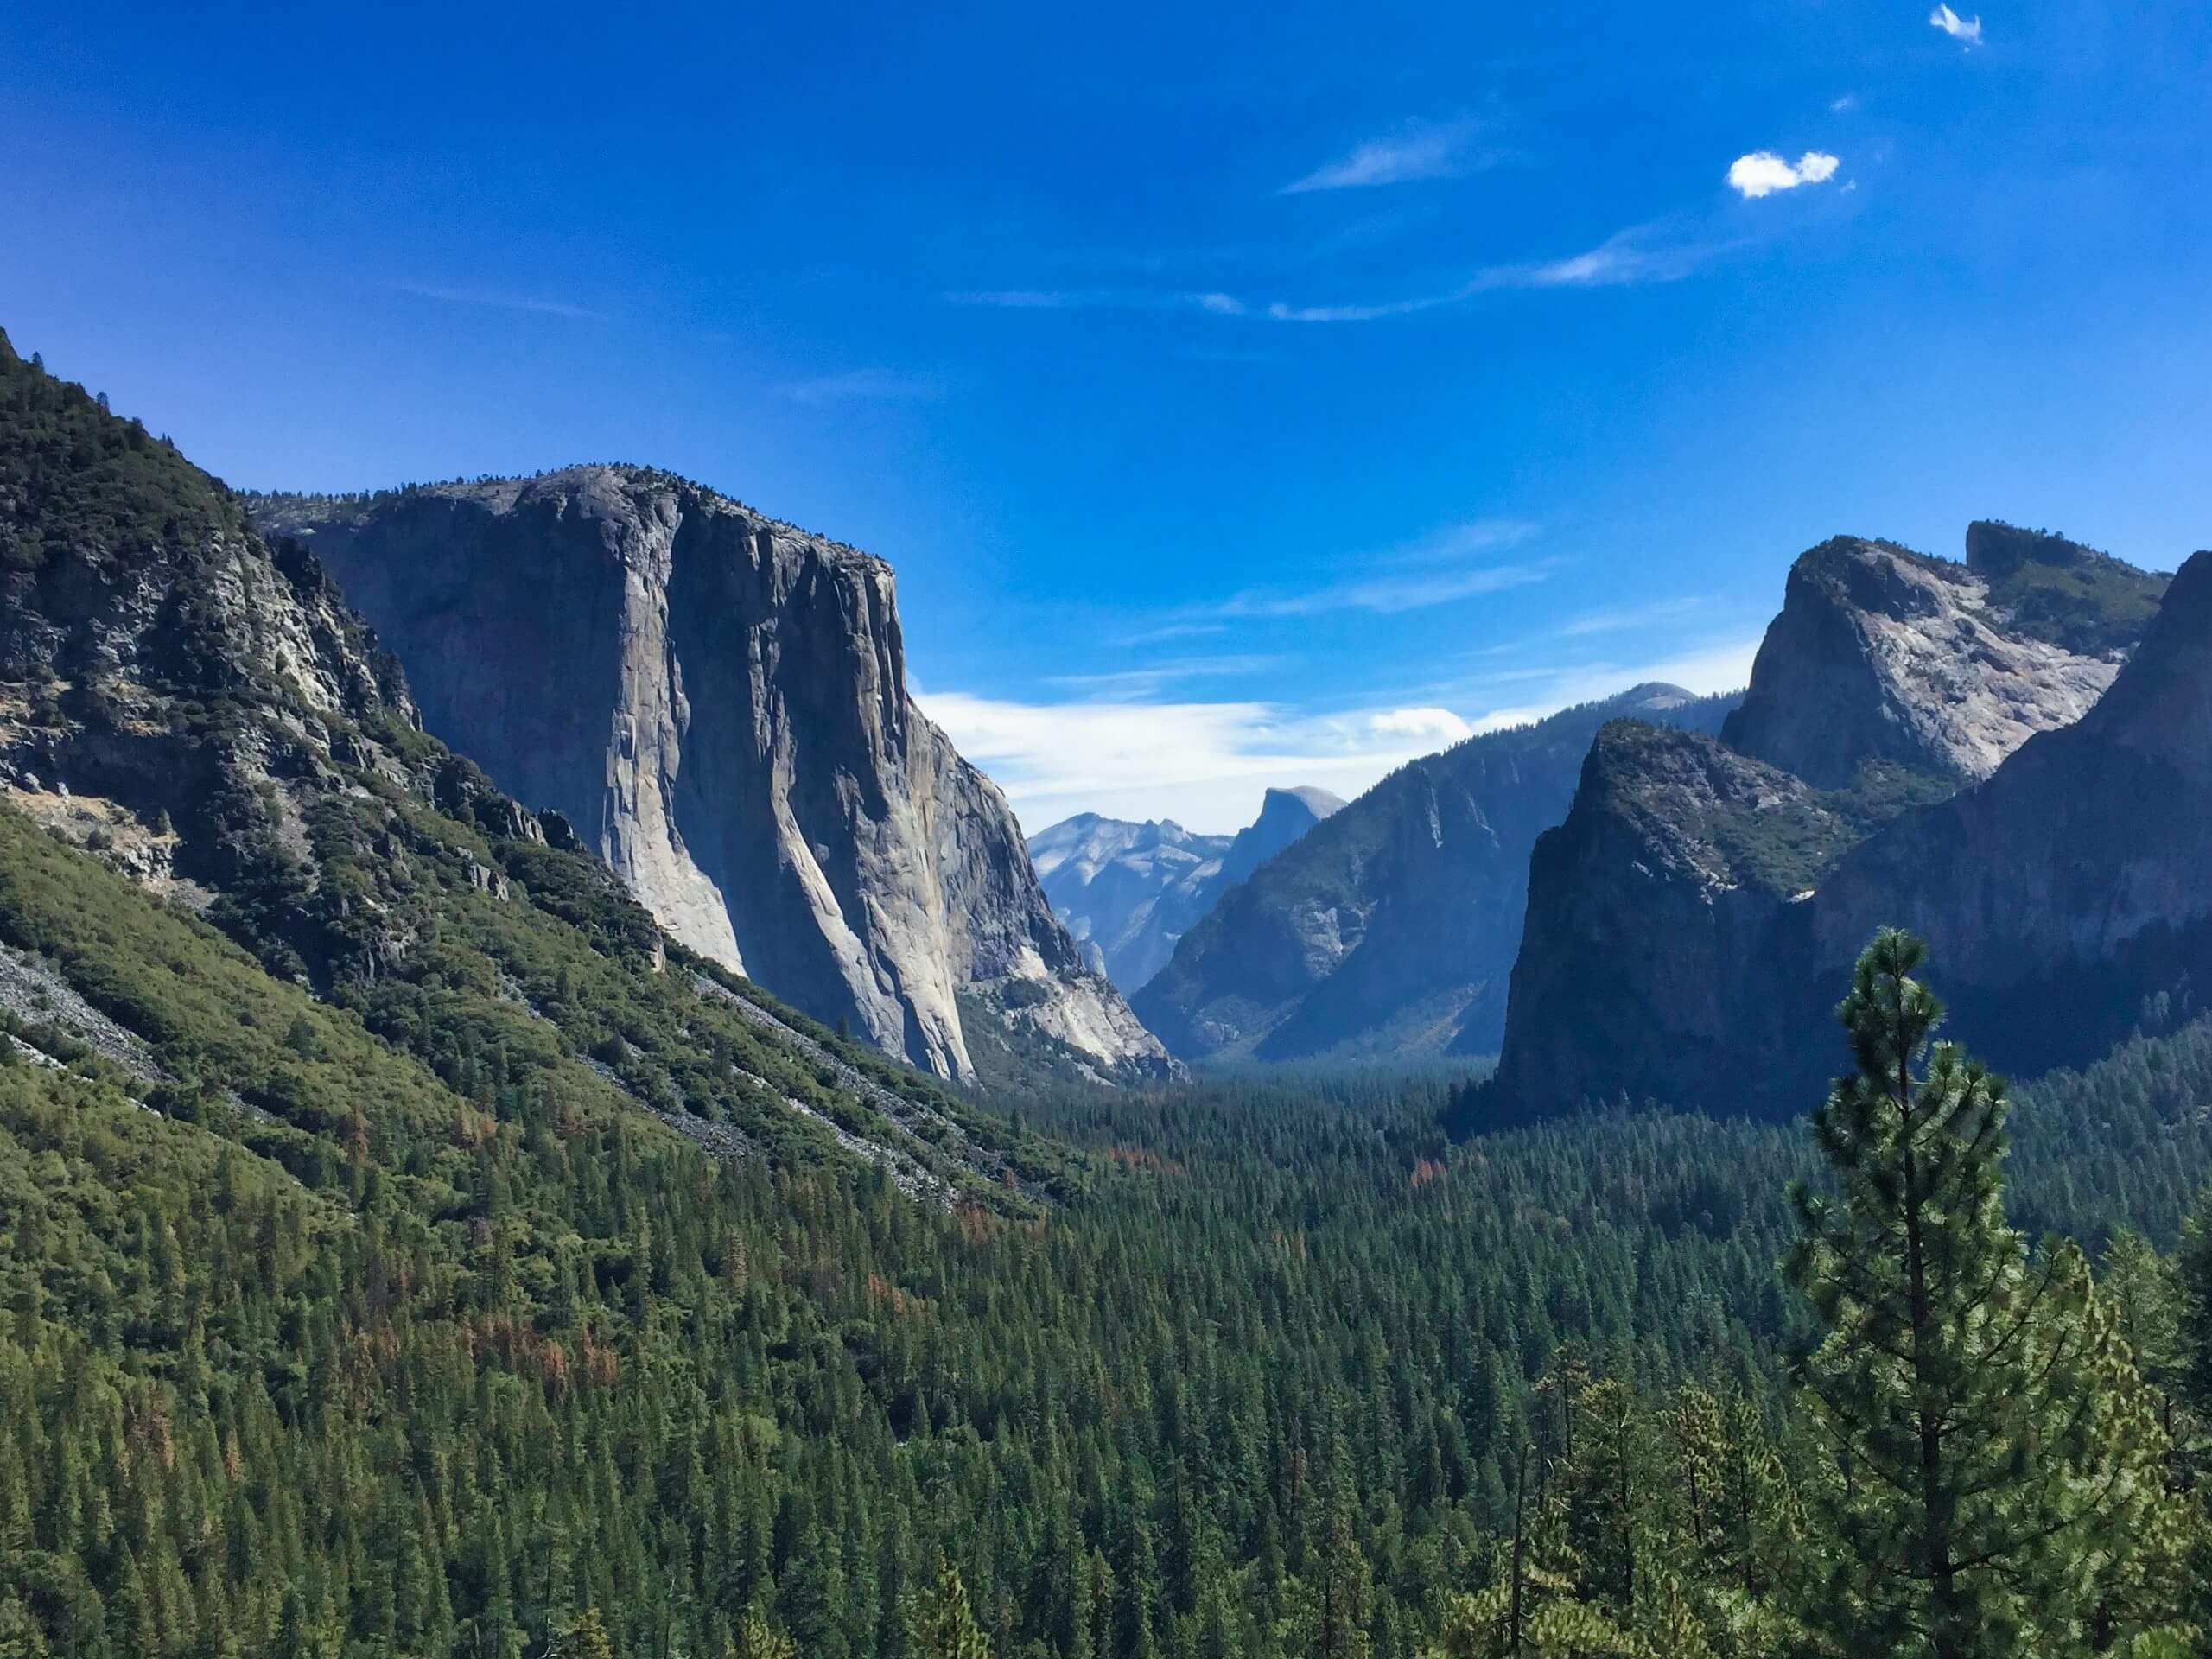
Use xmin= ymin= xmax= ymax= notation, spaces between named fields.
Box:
xmin=255 ymin=467 xmax=1173 ymax=1085
xmin=0 ymin=327 xmax=1079 ymax=1195
xmin=1029 ymin=785 xmax=1342 ymax=994
xmin=1133 ymin=684 xmax=1738 ymax=1065
xmin=1488 ymin=524 xmax=2177 ymax=1122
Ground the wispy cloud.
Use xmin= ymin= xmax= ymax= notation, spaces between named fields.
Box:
xmin=953 ymin=220 xmax=1732 ymax=331
xmin=1726 ymin=150 xmax=1842 ymax=200
xmin=946 ymin=288 xmax=1245 ymax=315
xmin=1261 ymin=224 xmax=1726 ymax=323
xmin=1113 ymin=620 xmax=1230 ymax=646
xmin=1553 ymin=595 xmax=1710 ymax=639
xmin=1281 ymin=118 xmax=1498 ymax=194
xmin=1830 ymin=93 xmax=1860 ymax=113
xmin=1219 ymin=561 xmax=1554 ymax=618
xmin=1183 ymin=521 xmax=1549 ymax=619
xmin=391 ymin=282 xmax=601 ymax=320
xmin=1929 ymin=3 xmax=1983 ymax=46
xmin=780 ymin=368 xmax=941 ymax=406
xmin=1045 ymin=654 xmax=1284 ymax=699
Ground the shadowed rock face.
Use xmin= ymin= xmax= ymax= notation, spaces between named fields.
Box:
xmin=1487 ymin=526 xmax=2186 ymax=1125
xmin=1029 ymin=786 xmax=1344 ymax=995
xmin=1132 ymin=685 xmax=1738 ymax=1065
xmin=257 ymin=467 xmax=1174 ymax=1084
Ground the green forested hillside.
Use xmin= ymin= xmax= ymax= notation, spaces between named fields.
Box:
xmin=9 ymin=784 xmax=2212 ymax=1656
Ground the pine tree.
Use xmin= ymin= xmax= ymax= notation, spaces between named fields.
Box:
xmin=1786 ymin=930 xmax=2172 ymax=1658
xmin=728 ymin=1604 xmax=797 ymax=1659
xmin=912 ymin=1552 xmax=991 ymax=1659
xmin=556 ymin=1608 xmax=616 ymax=1659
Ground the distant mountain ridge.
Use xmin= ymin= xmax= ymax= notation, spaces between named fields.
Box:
xmin=254 ymin=467 xmax=1175 ymax=1087
xmin=1489 ymin=523 xmax=2183 ymax=1122
xmin=1029 ymin=785 xmax=1344 ymax=992
xmin=1133 ymin=683 xmax=1738 ymax=1065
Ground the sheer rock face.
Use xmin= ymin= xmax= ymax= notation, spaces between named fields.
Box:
xmin=1028 ymin=786 xmax=1343 ymax=995
xmin=257 ymin=467 xmax=1174 ymax=1084
xmin=1489 ymin=724 xmax=1853 ymax=1121
xmin=1720 ymin=536 xmax=2128 ymax=788
xmin=1131 ymin=685 xmax=1738 ymax=1065
xmin=1488 ymin=526 xmax=2188 ymax=1124
xmin=1808 ymin=547 xmax=2212 ymax=1075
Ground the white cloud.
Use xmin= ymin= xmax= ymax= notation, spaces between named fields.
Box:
xmin=1114 ymin=620 xmax=1230 ymax=646
xmin=1368 ymin=707 xmax=1474 ymax=741
xmin=1218 ymin=561 xmax=1552 ymax=618
xmin=391 ymin=282 xmax=601 ymax=320
xmin=1929 ymin=4 xmax=1983 ymax=45
xmin=1261 ymin=225 xmax=1725 ymax=323
xmin=1830 ymin=93 xmax=1860 ymax=113
xmin=918 ymin=692 xmax=1436 ymax=831
xmin=1045 ymin=654 xmax=1283 ymax=698
xmin=919 ymin=630 xmax=1764 ymax=832
xmin=946 ymin=287 xmax=1256 ymax=316
xmin=1553 ymin=596 xmax=1708 ymax=639
xmin=1726 ymin=150 xmax=1842 ymax=200
xmin=1281 ymin=119 xmax=1494 ymax=194
xmin=957 ymin=224 xmax=1726 ymax=331
xmin=781 ymin=368 xmax=939 ymax=405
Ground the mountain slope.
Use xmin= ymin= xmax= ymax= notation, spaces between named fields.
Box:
xmin=252 ymin=470 xmax=1172 ymax=1086
xmin=0 ymin=324 xmax=1075 ymax=1198
xmin=1028 ymin=785 xmax=1342 ymax=993
xmin=1489 ymin=524 xmax=2178 ymax=1122
xmin=1133 ymin=684 xmax=1738 ymax=1065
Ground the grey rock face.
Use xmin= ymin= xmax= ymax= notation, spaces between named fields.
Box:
xmin=257 ymin=467 xmax=1174 ymax=1084
xmin=1029 ymin=785 xmax=1343 ymax=994
xmin=1720 ymin=537 xmax=2129 ymax=788
xmin=1807 ymin=545 xmax=2212 ymax=1077
xmin=1133 ymin=685 xmax=1738 ymax=1065
xmin=1488 ymin=525 xmax=2183 ymax=1124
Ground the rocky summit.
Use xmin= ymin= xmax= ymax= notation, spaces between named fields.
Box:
xmin=256 ymin=468 xmax=1173 ymax=1086
xmin=1029 ymin=785 xmax=1342 ymax=994
xmin=1133 ymin=684 xmax=1738 ymax=1065
xmin=1487 ymin=524 xmax=2182 ymax=1122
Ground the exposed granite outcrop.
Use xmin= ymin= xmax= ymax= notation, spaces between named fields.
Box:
xmin=1487 ymin=526 xmax=2183 ymax=1123
xmin=257 ymin=467 xmax=1175 ymax=1084
xmin=1133 ymin=684 xmax=1738 ymax=1065
xmin=1719 ymin=533 xmax=2148 ymax=788
xmin=1807 ymin=546 xmax=2212 ymax=1077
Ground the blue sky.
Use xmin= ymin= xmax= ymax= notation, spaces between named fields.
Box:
xmin=6 ymin=2 xmax=2210 ymax=830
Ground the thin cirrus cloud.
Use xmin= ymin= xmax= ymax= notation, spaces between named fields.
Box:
xmin=947 ymin=288 xmax=1245 ymax=315
xmin=950 ymin=224 xmax=1723 ymax=328
xmin=1551 ymin=594 xmax=1710 ymax=639
xmin=780 ymin=368 xmax=941 ymax=405
xmin=391 ymin=281 xmax=601 ymax=320
xmin=1726 ymin=150 xmax=1841 ymax=200
xmin=1929 ymin=4 xmax=1983 ymax=46
xmin=1262 ymin=225 xmax=1726 ymax=324
xmin=1045 ymin=654 xmax=1286 ymax=699
xmin=1192 ymin=520 xmax=1549 ymax=619
xmin=1281 ymin=118 xmax=1498 ymax=194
